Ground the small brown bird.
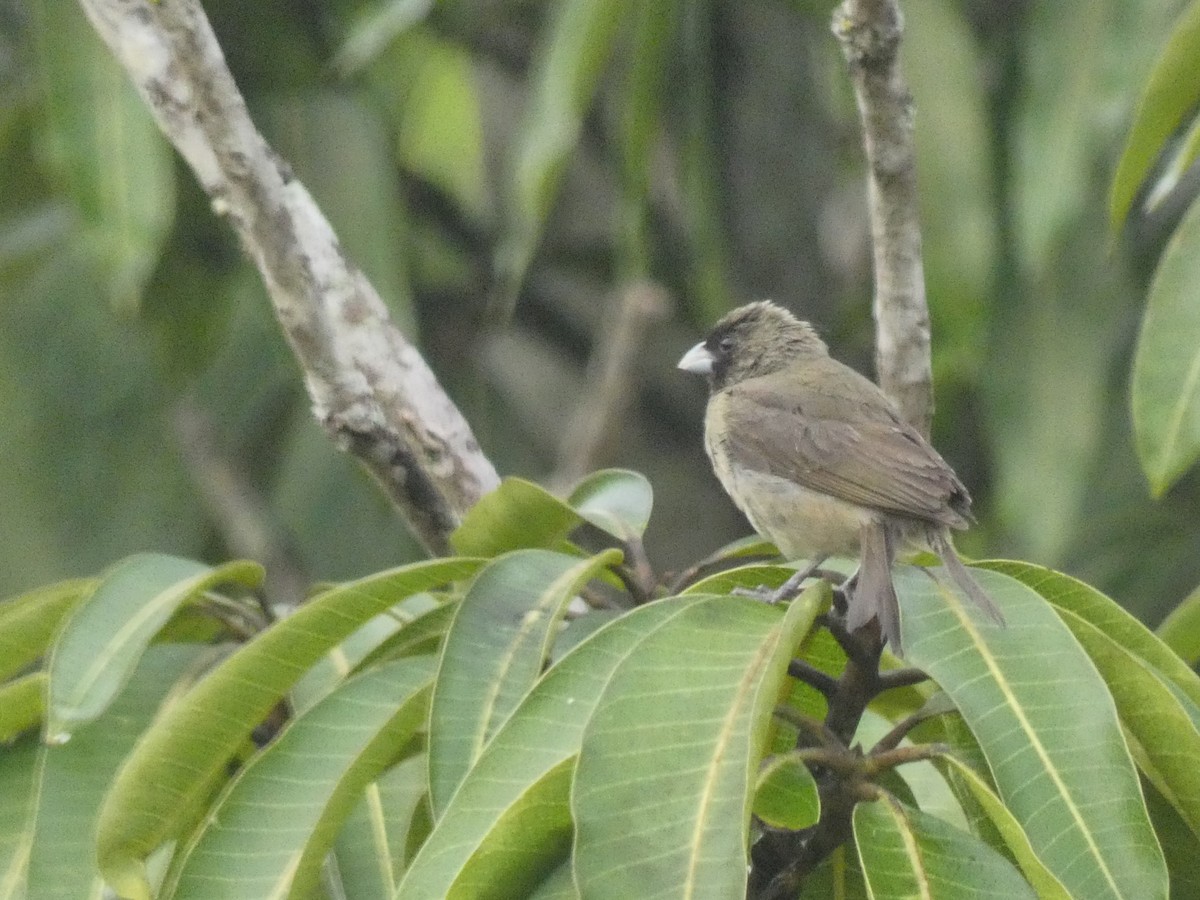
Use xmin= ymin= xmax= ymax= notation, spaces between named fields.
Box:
xmin=678 ymin=300 xmax=1004 ymax=652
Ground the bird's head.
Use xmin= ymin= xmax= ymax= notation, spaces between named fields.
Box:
xmin=677 ymin=300 xmax=827 ymax=390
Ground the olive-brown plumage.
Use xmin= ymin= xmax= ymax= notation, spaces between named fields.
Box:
xmin=678 ymin=301 xmax=1003 ymax=652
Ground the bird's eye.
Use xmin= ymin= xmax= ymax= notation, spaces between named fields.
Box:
xmin=717 ymin=336 xmax=734 ymax=355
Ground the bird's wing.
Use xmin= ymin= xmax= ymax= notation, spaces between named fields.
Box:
xmin=717 ymin=379 xmax=971 ymax=527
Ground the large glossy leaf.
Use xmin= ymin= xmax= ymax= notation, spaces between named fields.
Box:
xmin=428 ymin=549 xmax=620 ymax=816
xmin=164 ymin=657 xmax=435 ymax=899
xmin=0 ymin=579 xmax=92 ymax=683
xmin=333 ymin=753 xmax=428 ymax=900
xmin=937 ymin=755 xmax=1071 ymax=899
xmin=95 ymin=557 xmax=480 ymax=900
xmin=979 ymin=560 xmax=1200 ymax=707
xmin=853 ymin=795 xmax=1036 ymax=899
xmin=30 ymin=0 xmax=174 ymax=308
xmin=898 ymin=567 xmax=1167 ymax=900
xmin=355 ymin=600 xmax=459 ymax=671
xmin=46 ymin=554 xmax=263 ymax=741
xmin=567 ymin=469 xmax=653 ymax=541
xmin=571 ymin=589 xmax=823 ymax=898
xmin=396 ymin=597 xmax=712 ymax=899
xmin=493 ymin=0 xmax=633 ymax=307
xmin=20 ymin=646 xmax=201 ymax=900
xmin=1157 ymin=582 xmax=1200 ymax=666
xmin=1111 ymin=0 xmax=1200 ymax=229
xmin=1053 ymin=605 xmax=1200 ymax=841
xmin=1132 ymin=191 xmax=1200 ymax=495
xmin=449 ymin=478 xmax=581 ymax=558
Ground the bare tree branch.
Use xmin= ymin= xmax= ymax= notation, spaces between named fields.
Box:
xmin=832 ymin=0 xmax=933 ymax=436
xmin=77 ymin=0 xmax=500 ymax=554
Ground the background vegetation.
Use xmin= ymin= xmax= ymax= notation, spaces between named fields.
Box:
xmin=3 ymin=0 xmax=1198 ymax=620
xmin=5 ymin=0 xmax=1200 ymax=897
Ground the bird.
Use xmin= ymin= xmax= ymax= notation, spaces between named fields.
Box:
xmin=677 ymin=300 xmax=1004 ymax=653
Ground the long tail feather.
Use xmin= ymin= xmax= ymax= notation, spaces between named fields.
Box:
xmin=929 ymin=530 xmax=1006 ymax=626
xmin=851 ymin=522 xmax=902 ymax=653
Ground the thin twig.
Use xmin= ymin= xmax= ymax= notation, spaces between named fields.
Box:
xmin=832 ymin=0 xmax=932 ymax=435
xmin=172 ymin=395 xmax=309 ymax=610
xmin=77 ymin=0 xmax=500 ymax=554
xmin=550 ymin=281 xmax=669 ymax=490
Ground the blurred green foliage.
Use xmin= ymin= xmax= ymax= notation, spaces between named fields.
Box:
xmin=1 ymin=0 xmax=1198 ymax=624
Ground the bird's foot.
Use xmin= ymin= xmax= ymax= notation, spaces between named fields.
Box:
xmin=733 ymin=557 xmax=829 ymax=604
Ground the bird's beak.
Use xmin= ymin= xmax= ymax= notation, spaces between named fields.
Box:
xmin=677 ymin=341 xmax=714 ymax=375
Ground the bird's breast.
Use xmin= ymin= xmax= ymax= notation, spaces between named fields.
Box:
xmin=703 ymin=400 xmax=873 ymax=559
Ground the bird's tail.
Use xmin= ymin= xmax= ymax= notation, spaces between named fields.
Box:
xmin=849 ymin=521 xmax=902 ymax=653
xmin=928 ymin=530 xmax=1006 ymax=626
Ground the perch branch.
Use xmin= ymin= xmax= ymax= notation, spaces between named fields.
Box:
xmin=832 ymin=0 xmax=933 ymax=435
xmin=76 ymin=0 xmax=500 ymax=554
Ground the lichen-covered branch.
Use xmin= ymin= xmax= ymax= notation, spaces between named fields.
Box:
xmin=76 ymin=0 xmax=500 ymax=554
xmin=832 ymin=0 xmax=933 ymax=435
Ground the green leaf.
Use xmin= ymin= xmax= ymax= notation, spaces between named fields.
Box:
xmin=1144 ymin=777 xmax=1200 ymax=900
xmin=450 ymin=478 xmax=581 ymax=557
xmin=853 ymin=794 xmax=1036 ymax=899
xmin=24 ymin=646 xmax=203 ymax=900
xmin=613 ymin=1 xmax=675 ymax=278
xmin=0 ymin=739 xmax=39 ymax=899
xmin=978 ymin=560 xmax=1200 ymax=708
xmin=333 ymin=753 xmax=428 ymax=900
xmin=493 ymin=0 xmax=634 ymax=307
xmin=428 ymin=549 xmax=621 ymax=816
xmin=937 ymin=755 xmax=1071 ymax=899
xmin=0 ymin=579 xmax=92 ymax=684
xmin=525 ymin=861 xmax=578 ymax=900
xmin=392 ymin=30 xmax=488 ymax=222
xmin=753 ymin=751 xmax=819 ymax=830
xmin=1132 ymin=192 xmax=1200 ymax=494
xmin=681 ymin=563 xmax=794 ymax=596
xmin=291 ymin=593 xmax=437 ymax=715
xmin=797 ymin=846 xmax=869 ymax=900
xmin=1157 ymin=582 xmax=1200 ymax=666
xmin=95 ymin=557 xmax=480 ymax=900
xmin=898 ymin=567 xmax=1168 ymax=900
xmin=571 ymin=588 xmax=823 ymax=898
xmin=334 ymin=0 xmax=434 ymax=76
xmin=397 ymin=596 xmax=714 ymax=899
xmin=164 ymin=657 xmax=435 ymax=900
xmin=1111 ymin=0 xmax=1200 ymax=229
xmin=1052 ymin=604 xmax=1200 ymax=842
xmin=355 ymin=600 xmax=459 ymax=671
xmin=30 ymin=0 xmax=174 ymax=308
xmin=566 ymin=469 xmax=653 ymax=540
xmin=0 ymin=674 xmax=46 ymax=743
xmin=46 ymin=554 xmax=264 ymax=741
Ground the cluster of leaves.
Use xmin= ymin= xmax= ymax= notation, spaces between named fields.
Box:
xmin=1110 ymin=0 xmax=1200 ymax=499
xmin=3 ymin=469 xmax=1200 ymax=898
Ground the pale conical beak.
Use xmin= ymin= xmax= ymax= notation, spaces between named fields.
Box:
xmin=677 ymin=342 xmax=714 ymax=375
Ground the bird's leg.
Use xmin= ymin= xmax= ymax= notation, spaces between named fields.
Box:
xmin=733 ymin=556 xmax=829 ymax=603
